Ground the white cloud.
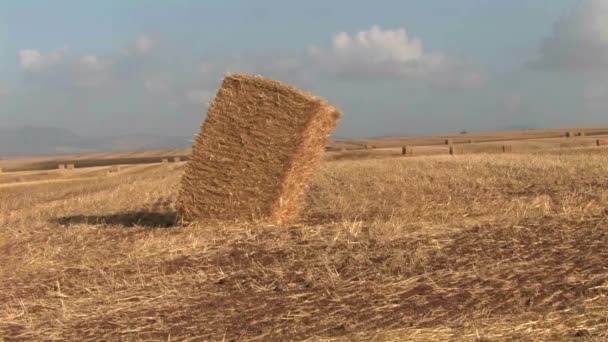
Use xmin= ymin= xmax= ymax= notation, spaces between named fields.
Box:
xmin=18 ymin=48 xmax=65 ymax=72
xmin=307 ymin=25 xmax=485 ymax=87
xmin=144 ymin=79 xmax=168 ymax=93
xmin=79 ymin=54 xmax=109 ymax=71
xmin=185 ymin=89 xmax=213 ymax=105
xmin=535 ymin=0 xmax=608 ymax=70
xmin=72 ymin=54 xmax=112 ymax=88
xmin=133 ymin=34 xmax=155 ymax=55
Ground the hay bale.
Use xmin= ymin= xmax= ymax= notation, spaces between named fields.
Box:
xmin=502 ymin=145 xmax=513 ymax=153
xmin=364 ymin=144 xmax=373 ymax=150
xmin=161 ymin=158 xmax=169 ymax=164
xmin=445 ymin=139 xmax=453 ymax=145
xmin=577 ymin=131 xmax=586 ymax=137
xmin=597 ymin=139 xmax=607 ymax=146
xmin=467 ymin=139 xmax=474 ymax=144
xmin=402 ymin=146 xmax=414 ymax=156
xmin=178 ymin=73 xmax=341 ymax=223
xmin=173 ymin=157 xmax=181 ymax=163
xmin=66 ymin=164 xmax=75 ymax=170
xmin=449 ymin=146 xmax=463 ymax=155
xmin=566 ymin=131 xmax=574 ymax=138
xmin=58 ymin=164 xmax=66 ymax=170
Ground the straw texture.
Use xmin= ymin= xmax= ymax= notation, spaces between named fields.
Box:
xmin=178 ymin=73 xmax=341 ymax=223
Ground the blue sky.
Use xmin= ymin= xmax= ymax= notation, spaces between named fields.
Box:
xmin=2 ymin=0 xmax=608 ymax=138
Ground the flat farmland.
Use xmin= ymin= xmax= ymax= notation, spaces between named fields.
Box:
xmin=1 ymin=140 xmax=608 ymax=340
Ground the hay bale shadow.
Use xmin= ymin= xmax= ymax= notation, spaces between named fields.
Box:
xmin=52 ymin=212 xmax=179 ymax=228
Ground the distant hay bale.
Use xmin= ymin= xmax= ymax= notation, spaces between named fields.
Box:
xmin=467 ymin=139 xmax=474 ymax=144
xmin=108 ymin=165 xmax=121 ymax=173
xmin=0 ymin=167 xmax=2 ymax=174
xmin=577 ymin=131 xmax=586 ymax=137
xmin=597 ymin=139 xmax=607 ymax=146
xmin=161 ymin=158 xmax=169 ymax=164
xmin=173 ymin=157 xmax=181 ymax=162
xmin=178 ymin=73 xmax=342 ymax=224
xmin=445 ymin=139 xmax=453 ymax=145
xmin=66 ymin=164 xmax=75 ymax=170
xmin=402 ymin=146 xmax=414 ymax=156
xmin=449 ymin=146 xmax=463 ymax=155
xmin=364 ymin=144 xmax=372 ymax=150
xmin=502 ymin=145 xmax=513 ymax=153
xmin=58 ymin=164 xmax=66 ymax=170
xmin=566 ymin=131 xmax=574 ymax=138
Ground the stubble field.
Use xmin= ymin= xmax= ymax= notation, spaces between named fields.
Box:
xmin=1 ymin=146 xmax=608 ymax=341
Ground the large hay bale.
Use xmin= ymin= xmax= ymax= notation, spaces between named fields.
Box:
xmin=66 ymin=164 xmax=75 ymax=170
xmin=566 ymin=131 xmax=574 ymax=138
xmin=445 ymin=139 xmax=453 ymax=145
xmin=58 ymin=164 xmax=66 ymax=170
xmin=402 ymin=146 xmax=414 ymax=156
xmin=161 ymin=158 xmax=169 ymax=164
xmin=178 ymin=73 xmax=342 ymax=223
xmin=577 ymin=131 xmax=586 ymax=137
xmin=173 ymin=157 xmax=181 ymax=163
xmin=597 ymin=139 xmax=607 ymax=146
xmin=502 ymin=145 xmax=513 ymax=153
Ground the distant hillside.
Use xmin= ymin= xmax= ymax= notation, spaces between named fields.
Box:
xmin=0 ymin=125 xmax=192 ymax=157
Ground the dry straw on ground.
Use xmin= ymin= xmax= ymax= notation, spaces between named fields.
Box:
xmin=108 ymin=165 xmax=121 ymax=173
xmin=178 ymin=73 xmax=341 ymax=224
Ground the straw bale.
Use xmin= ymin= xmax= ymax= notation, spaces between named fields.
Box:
xmin=598 ymin=139 xmax=607 ymax=146
xmin=173 ymin=157 xmax=181 ymax=162
xmin=178 ymin=73 xmax=341 ymax=223
xmin=449 ymin=146 xmax=463 ymax=155
xmin=58 ymin=164 xmax=66 ymax=170
xmin=577 ymin=131 xmax=586 ymax=137
xmin=402 ymin=146 xmax=414 ymax=156
xmin=566 ymin=131 xmax=574 ymax=138
xmin=502 ymin=145 xmax=513 ymax=153
xmin=445 ymin=139 xmax=453 ymax=145
xmin=67 ymin=164 xmax=75 ymax=170
xmin=161 ymin=158 xmax=169 ymax=164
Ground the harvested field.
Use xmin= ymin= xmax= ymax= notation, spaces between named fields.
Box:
xmin=1 ymin=146 xmax=607 ymax=340
xmin=179 ymin=73 xmax=341 ymax=224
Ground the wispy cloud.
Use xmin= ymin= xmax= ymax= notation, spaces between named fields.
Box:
xmin=18 ymin=47 xmax=66 ymax=72
xmin=308 ymin=25 xmax=486 ymax=87
xmin=534 ymin=0 xmax=608 ymax=71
